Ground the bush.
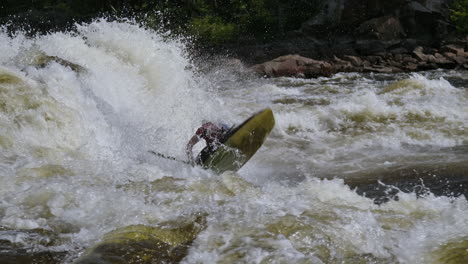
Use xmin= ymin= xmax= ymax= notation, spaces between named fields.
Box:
xmin=451 ymin=0 xmax=468 ymax=34
xmin=0 ymin=0 xmax=323 ymax=44
xmin=189 ymin=16 xmax=237 ymax=44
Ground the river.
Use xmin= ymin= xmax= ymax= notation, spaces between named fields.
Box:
xmin=0 ymin=20 xmax=467 ymax=264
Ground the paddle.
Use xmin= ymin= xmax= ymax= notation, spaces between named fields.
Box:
xmin=148 ymin=151 xmax=191 ymax=165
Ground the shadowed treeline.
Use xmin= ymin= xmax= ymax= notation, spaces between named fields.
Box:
xmin=0 ymin=1 xmax=467 ymax=66
xmin=0 ymin=0 xmax=322 ymax=43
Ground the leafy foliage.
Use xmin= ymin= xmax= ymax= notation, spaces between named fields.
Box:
xmin=0 ymin=0 xmax=322 ymax=44
xmin=451 ymin=0 xmax=468 ymax=34
xmin=189 ymin=16 xmax=237 ymax=44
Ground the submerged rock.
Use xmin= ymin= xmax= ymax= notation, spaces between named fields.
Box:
xmin=33 ymin=54 xmax=85 ymax=73
xmin=0 ymin=227 xmax=67 ymax=264
xmin=74 ymin=215 xmax=207 ymax=264
xmin=431 ymin=238 xmax=468 ymax=264
xmin=344 ymin=160 xmax=468 ymax=204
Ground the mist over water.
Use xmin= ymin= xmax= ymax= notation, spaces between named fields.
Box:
xmin=0 ymin=20 xmax=467 ymax=263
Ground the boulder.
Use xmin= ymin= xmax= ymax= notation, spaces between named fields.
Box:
xmin=355 ymin=40 xmax=400 ymax=56
xmin=332 ymin=56 xmax=355 ymax=72
xmin=412 ymin=46 xmax=436 ymax=62
xmin=440 ymin=44 xmax=468 ymax=57
xmin=250 ymin=54 xmax=333 ymax=78
xmin=403 ymin=62 xmax=419 ymax=71
xmin=355 ymin=39 xmax=386 ymax=55
xmin=418 ymin=62 xmax=439 ymax=70
xmin=74 ymin=215 xmax=206 ymax=264
xmin=433 ymin=52 xmax=455 ymax=67
xmin=402 ymin=54 xmax=419 ymax=64
xmin=390 ymin=47 xmax=410 ymax=55
xmin=357 ymin=16 xmax=406 ymax=40
xmin=363 ymin=66 xmax=394 ymax=73
xmin=443 ymin=52 xmax=467 ymax=64
xmin=400 ymin=1 xmax=450 ymax=39
xmin=366 ymin=55 xmax=384 ymax=64
xmin=300 ymin=0 xmax=344 ymax=33
xmin=393 ymin=54 xmax=404 ymax=61
xmin=342 ymin=55 xmax=363 ymax=66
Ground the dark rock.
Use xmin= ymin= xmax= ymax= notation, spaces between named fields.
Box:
xmin=442 ymin=51 xmax=458 ymax=61
xmin=413 ymin=46 xmax=436 ymax=62
xmin=343 ymin=55 xmax=363 ymax=66
xmin=401 ymin=39 xmax=424 ymax=51
xmin=299 ymin=0 xmax=345 ymax=34
xmin=443 ymin=52 xmax=467 ymax=64
xmin=427 ymin=47 xmax=440 ymax=55
xmin=402 ymin=54 xmax=419 ymax=64
xmin=356 ymin=16 xmax=406 ymax=40
xmin=331 ymin=56 xmax=355 ymax=72
xmin=366 ymin=55 xmax=384 ymax=64
xmin=333 ymin=63 xmax=356 ymax=73
xmin=433 ymin=52 xmax=454 ymax=67
xmin=340 ymin=0 xmax=408 ymax=26
xmin=433 ymin=19 xmax=453 ymax=39
xmin=440 ymin=44 xmax=464 ymax=55
xmin=302 ymin=62 xmax=334 ymax=78
xmin=418 ymin=62 xmax=439 ymax=70
xmin=362 ymin=59 xmax=372 ymax=67
xmin=388 ymin=59 xmax=404 ymax=68
xmin=355 ymin=40 xmax=386 ymax=55
xmin=440 ymin=44 xmax=468 ymax=60
xmin=403 ymin=62 xmax=419 ymax=71
xmin=363 ymin=66 xmax=394 ymax=73
xmin=455 ymin=55 xmax=467 ymax=64
xmin=389 ymin=47 xmax=410 ymax=55
xmin=223 ymin=1 xmax=464 ymax=70
xmin=400 ymin=1 xmax=445 ymax=40
xmin=328 ymin=37 xmax=359 ymax=57
xmin=345 ymin=161 xmax=468 ymax=204
xmin=375 ymin=52 xmax=391 ymax=59
xmin=393 ymin=54 xmax=404 ymax=61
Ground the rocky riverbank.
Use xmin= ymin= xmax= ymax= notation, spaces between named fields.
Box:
xmin=249 ymin=43 xmax=468 ymax=78
xmin=218 ymin=0 xmax=468 ymax=78
xmin=1 ymin=0 xmax=466 ymax=79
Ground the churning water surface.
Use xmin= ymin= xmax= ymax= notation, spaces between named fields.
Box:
xmin=0 ymin=20 xmax=467 ymax=264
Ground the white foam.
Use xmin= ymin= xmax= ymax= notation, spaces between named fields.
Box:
xmin=0 ymin=19 xmax=467 ymax=264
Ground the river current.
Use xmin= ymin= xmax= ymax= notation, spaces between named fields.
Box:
xmin=0 ymin=20 xmax=467 ymax=264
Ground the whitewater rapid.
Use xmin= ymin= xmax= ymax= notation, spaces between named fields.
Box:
xmin=0 ymin=20 xmax=467 ymax=264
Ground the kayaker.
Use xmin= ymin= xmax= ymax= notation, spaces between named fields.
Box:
xmin=186 ymin=121 xmax=230 ymax=165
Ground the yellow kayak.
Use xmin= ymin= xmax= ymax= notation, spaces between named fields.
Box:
xmin=199 ymin=108 xmax=275 ymax=173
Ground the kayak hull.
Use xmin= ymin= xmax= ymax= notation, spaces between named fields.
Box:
xmin=200 ymin=108 xmax=275 ymax=173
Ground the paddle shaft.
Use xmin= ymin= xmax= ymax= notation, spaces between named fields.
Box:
xmin=148 ymin=151 xmax=190 ymax=165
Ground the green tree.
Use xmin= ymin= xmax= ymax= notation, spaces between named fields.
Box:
xmin=0 ymin=0 xmax=322 ymax=44
xmin=451 ymin=0 xmax=468 ymax=34
xmin=189 ymin=15 xmax=237 ymax=43
xmin=184 ymin=0 xmax=322 ymax=44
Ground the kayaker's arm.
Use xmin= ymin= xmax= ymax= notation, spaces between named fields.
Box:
xmin=185 ymin=135 xmax=200 ymax=164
